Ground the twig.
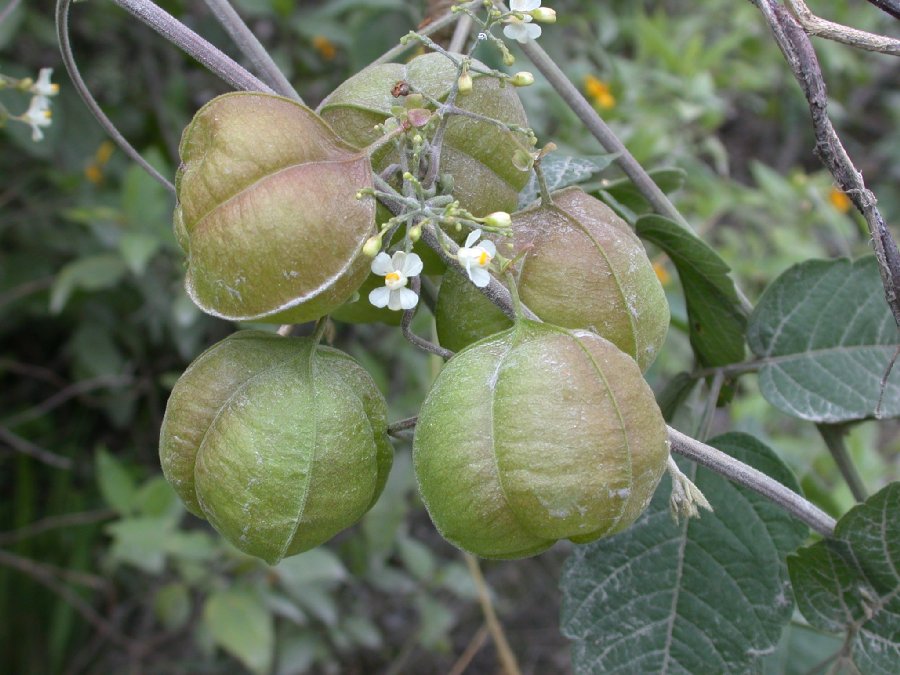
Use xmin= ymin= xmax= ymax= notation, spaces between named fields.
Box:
xmin=668 ymin=426 xmax=837 ymax=537
xmin=0 ymin=0 xmax=22 ymax=25
xmin=785 ymin=0 xmax=900 ymax=55
xmin=373 ymin=0 xmax=482 ymax=65
xmin=816 ymin=424 xmax=869 ymax=503
xmin=387 ymin=416 xmax=418 ymax=437
xmin=448 ymin=13 xmax=473 ymax=54
xmin=202 ymin=0 xmax=303 ymax=100
xmin=0 ymin=426 xmax=73 ymax=470
xmin=2 ymin=373 xmax=133 ymax=428
xmin=0 ymin=509 xmax=116 ymax=546
xmin=865 ymin=0 xmax=900 ymax=20
xmin=401 ymin=277 xmax=454 ymax=359
xmin=463 ymin=553 xmax=522 ymax=675
xmin=447 ymin=625 xmax=490 ymax=675
xmin=0 ymin=549 xmax=138 ymax=652
xmin=0 ymin=276 xmax=53 ymax=310
xmin=753 ymin=0 xmax=900 ymax=328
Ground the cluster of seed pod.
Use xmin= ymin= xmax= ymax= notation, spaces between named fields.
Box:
xmin=161 ymin=51 xmax=671 ymax=562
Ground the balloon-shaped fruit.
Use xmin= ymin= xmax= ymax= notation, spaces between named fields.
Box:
xmin=174 ymin=93 xmax=376 ymax=323
xmin=318 ymin=52 xmax=531 ymax=216
xmin=413 ymin=321 xmax=669 ymax=559
xmin=435 ymin=187 xmax=669 ymax=371
xmin=159 ymin=331 xmax=392 ymax=564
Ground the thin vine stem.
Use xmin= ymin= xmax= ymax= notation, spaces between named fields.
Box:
xmin=463 ymin=553 xmax=522 ymax=675
xmin=816 ymin=424 xmax=869 ymax=503
xmin=372 ymin=0 xmax=483 ymax=66
xmin=202 ymin=0 xmax=303 ymax=100
xmin=56 ymin=0 xmax=175 ymax=192
xmin=668 ymin=426 xmax=837 ymax=537
xmin=0 ymin=0 xmax=22 ymax=25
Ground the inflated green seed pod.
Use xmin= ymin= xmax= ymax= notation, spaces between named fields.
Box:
xmin=174 ymin=93 xmax=376 ymax=323
xmin=318 ymin=52 xmax=531 ymax=216
xmin=413 ymin=321 xmax=669 ymax=559
xmin=435 ymin=187 xmax=670 ymax=371
xmin=435 ymin=268 xmax=512 ymax=352
xmin=159 ymin=331 xmax=392 ymax=564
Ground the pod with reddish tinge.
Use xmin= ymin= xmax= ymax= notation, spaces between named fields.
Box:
xmin=318 ymin=52 xmax=531 ymax=216
xmin=174 ymin=93 xmax=376 ymax=323
xmin=436 ymin=187 xmax=669 ymax=371
xmin=413 ymin=320 xmax=670 ymax=559
xmin=159 ymin=331 xmax=392 ymax=564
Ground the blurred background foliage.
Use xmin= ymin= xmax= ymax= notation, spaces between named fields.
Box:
xmin=1 ymin=0 xmax=898 ymax=672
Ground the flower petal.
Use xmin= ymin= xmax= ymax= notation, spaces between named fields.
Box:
xmin=481 ymin=240 xmax=497 ymax=257
xmin=401 ymin=252 xmax=423 ymax=277
xmin=371 ymin=252 xmax=394 ymax=275
xmin=397 ymin=287 xmax=420 ymax=310
xmin=524 ymin=24 xmax=542 ymax=41
xmin=470 ymin=267 xmax=491 ymax=288
xmin=465 ymin=229 xmax=482 ymax=248
xmin=511 ymin=0 xmax=541 ymax=11
xmin=369 ymin=286 xmax=391 ymax=308
xmin=391 ymin=250 xmax=407 ymax=271
xmin=387 ymin=289 xmax=402 ymax=311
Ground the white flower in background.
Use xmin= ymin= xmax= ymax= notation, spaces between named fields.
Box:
xmin=30 ymin=68 xmax=59 ymax=103
xmin=21 ymin=95 xmax=52 ymax=142
xmin=457 ymin=230 xmax=497 ymax=288
xmin=504 ymin=0 xmax=543 ymax=43
xmin=369 ymin=251 xmax=423 ymax=310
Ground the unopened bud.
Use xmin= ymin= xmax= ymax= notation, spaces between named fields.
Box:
xmin=457 ymin=72 xmax=473 ymax=94
xmin=530 ymin=7 xmax=556 ymax=23
xmin=483 ymin=211 xmax=512 ymax=229
xmin=510 ymin=71 xmax=535 ymax=87
xmin=363 ymin=235 xmax=382 ymax=257
xmin=502 ymin=51 xmax=515 ymax=66
xmin=409 ymin=224 xmax=422 ymax=242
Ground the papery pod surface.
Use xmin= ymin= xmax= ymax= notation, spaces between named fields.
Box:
xmin=159 ymin=331 xmax=392 ymax=564
xmin=413 ymin=321 xmax=669 ymax=559
xmin=317 ymin=52 xmax=531 ymax=216
xmin=435 ymin=267 xmax=512 ymax=352
xmin=175 ymin=93 xmax=376 ymax=323
xmin=435 ymin=187 xmax=670 ymax=370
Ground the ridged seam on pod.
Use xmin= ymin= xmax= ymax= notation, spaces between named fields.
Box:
xmin=159 ymin=331 xmax=392 ymax=565
xmin=413 ymin=321 xmax=670 ymax=559
xmin=317 ymin=52 xmax=531 ymax=216
xmin=512 ymin=187 xmax=669 ymax=371
xmin=175 ymin=92 xmax=377 ymax=323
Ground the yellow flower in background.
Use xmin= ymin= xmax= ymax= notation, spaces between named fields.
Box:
xmin=84 ymin=141 xmax=115 ymax=185
xmin=584 ymin=75 xmax=616 ymax=110
xmin=828 ymin=186 xmax=851 ymax=213
xmin=312 ymin=35 xmax=337 ymax=61
xmin=652 ymin=260 xmax=671 ymax=286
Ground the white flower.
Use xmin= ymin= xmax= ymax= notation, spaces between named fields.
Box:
xmin=21 ymin=95 xmax=52 ymax=142
xmin=30 ymin=68 xmax=59 ymax=101
xmin=369 ymin=251 xmax=423 ymax=310
xmin=457 ymin=230 xmax=497 ymax=288
xmin=504 ymin=0 xmax=543 ymax=43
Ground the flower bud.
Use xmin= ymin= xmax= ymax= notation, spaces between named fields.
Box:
xmin=482 ymin=211 xmax=512 ymax=229
xmin=510 ymin=71 xmax=535 ymax=87
xmin=502 ymin=50 xmax=516 ymax=66
xmin=530 ymin=7 xmax=557 ymax=23
xmin=457 ymin=71 xmax=473 ymax=94
xmin=363 ymin=235 xmax=383 ymax=257
xmin=409 ymin=224 xmax=422 ymax=242
xmin=160 ymin=331 xmax=392 ymax=564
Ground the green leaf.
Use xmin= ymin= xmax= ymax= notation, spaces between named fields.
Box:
xmin=747 ymin=257 xmax=900 ymax=422
xmin=50 ymin=254 xmax=127 ymax=314
xmin=561 ymin=432 xmax=808 ymax=673
xmin=95 ymin=447 xmax=137 ymax=515
xmin=518 ymin=154 xmax=618 ymax=209
xmin=153 ymin=583 xmax=192 ymax=631
xmin=398 ymin=536 xmax=437 ymax=583
xmin=119 ymin=233 xmax=161 ymax=275
xmin=637 ymin=214 xmax=748 ymax=366
xmin=204 ymin=587 xmax=275 ymax=675
xmin=105 ymin=517 xmax=173 ymax=574
xmin=133 ymin=475 xmax=180 ymax=520
xmin=788 ymin=483 xmax=900 ymax=674
xmin=274 ymin=548 xmax=347 ymax=594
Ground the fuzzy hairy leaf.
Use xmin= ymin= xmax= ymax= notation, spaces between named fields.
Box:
xmin=788 ymin=483 xmax=900 ymax=674
xmin=561 ymin=432 xmax=808 ymax=674
xmin=747 ymin=257 xmax=900 ymax=422
xmin=518 ymin=154 xmax=618 ymax=209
